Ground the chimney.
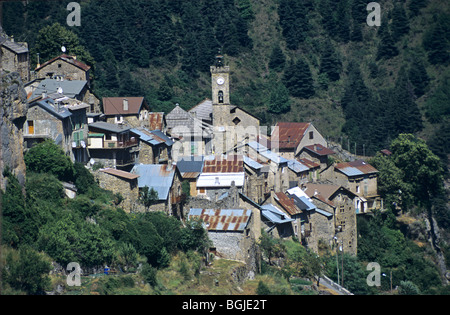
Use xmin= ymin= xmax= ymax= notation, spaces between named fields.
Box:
xmin=42 ymin=90 xmax=47 ymax=99
xmin=314 ymin=189 xmax=319 ymax=196
xmin=123 ymin=98 xmax=128 ymax=111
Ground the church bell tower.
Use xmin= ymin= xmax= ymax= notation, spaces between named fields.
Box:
xmin=210 ymin=52 xmax=230 ymax=105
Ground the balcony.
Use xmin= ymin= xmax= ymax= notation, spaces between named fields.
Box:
xmin=88 ymin=137 xmax=138 ymax=149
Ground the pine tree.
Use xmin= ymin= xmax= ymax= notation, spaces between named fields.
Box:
xmin=376 ymin=20 xmax=399 ymax=60
xmin=283 ymin=59 xmax=315 ymax=98
xmin=423 ymin=18 xmax=450 ymax=65
xmin=391 ymin=3 xmax=410 ymax=42
xmin=279 ymin=0 xmax=309 ymax=50
xmin=319 ymin=43 xmax=342 ymax=82
xmin=268 ymin=79 xmax=290 ymax=114
xmin=408 ymin=61 xmax=430 ymax=97
xmin=268 ymin=44 xmax=286 ymax=72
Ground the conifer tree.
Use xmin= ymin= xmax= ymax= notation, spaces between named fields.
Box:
xmin=279 ymin=0 xmax=309 ymax=49
xmin=268 ymin=44 xmax=286 ymax=72
xmin=283 ymin=59 xmax=315 ymax=98
xmin=376 ymin=20 xmax=399 ymax=60
xmin=391 ymin=3 xmax=410 ymax=42
xmin=423 ymin=18 xmax=450 ymax=65
xmin=408 ymin=61 xmax=430 ymax=97
xmin=319 ymin=43 xmax=342 ymax=82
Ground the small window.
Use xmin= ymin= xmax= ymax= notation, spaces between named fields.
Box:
xmin=232 ymin=117 xmax=241 ymax=125
xmin=58 ymin=63 xmax=62 ymax=68
xmin=309 ymin=131 xmax=314 ymax=139
xmin=199 ymin=188 xmax=206 ymax=194
xmin=27 ymin=121 xmax=34 ymax=134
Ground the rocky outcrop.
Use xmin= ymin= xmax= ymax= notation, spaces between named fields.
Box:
xmin=0 ymin=71 xmax=28 ymax=188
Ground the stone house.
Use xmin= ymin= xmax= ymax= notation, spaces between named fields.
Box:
xmin=298 ymin=144 xmax=335 ymax=170
xmin=34 ymin=54 xmax=91 ymax=85
xmin=270 ymin=122 xmax=328 ymax=160
xmin=25 ymin=94 xmax=89 ymax=163
xmin=95 ymin=168 xmax=140 ymax=213
xmin=246 ymin=141 xmax=289 ymax=193
xmin=102 ymin=97 xmax=150 ymax=128
xmin=131 ymin=127 xmax=173 ymax=164
xmin=131 ymin=163 xmax=183 ymax=217
xmin=176 ymin=156 xmax=205 ymax=197
xmin=320 ymin=160 xmax=381 ymax=213
xmin=186 ymin=182 xmax=261 ymax=274
xmin=0 ymin=34 xmax=30 ymax=82
xmin=243 ymin=155 xmax=269 ymax=204
xmin=302 ymin=183 xmax=358 ymax=255
xmin=286 ymin=158 xmax=321 ymax=188
xmin=87 ymin=121 xmax=139 ymax=170
xmin=165 ymin=104 xmax=213 ymax=159
xmin=260 ymin=203 xmax=295 ymax=239
xmin=196 ymin=154 xmax=246 ymax=200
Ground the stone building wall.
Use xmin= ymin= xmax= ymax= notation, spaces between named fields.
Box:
xmin=94 ymin=170 xmax=139 ymax=213
xmin=36 ymin=59 xmax=90 ymax=82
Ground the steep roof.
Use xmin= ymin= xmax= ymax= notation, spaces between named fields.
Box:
xmin=271 ymin=122 xmax=311 ymax=149
xmin=131 ymin=164 xmax=176 ymax=200
xmin=261 ymin=204 xmax=295 ymax=224
xmin=35 ymin=54 xmax=90 ymax=72
xmin=273 ymin=192 xmax=301 ymax=216
xmin=102 ymin=97 xmax=146 ymax=116
xmin=189 ymin=98 xmax=212 ymax=122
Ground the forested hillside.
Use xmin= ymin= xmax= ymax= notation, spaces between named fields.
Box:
xmin=3 ymin=0 xmax=449 ymax=156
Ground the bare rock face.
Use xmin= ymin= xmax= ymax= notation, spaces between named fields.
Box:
xmin=0 ymin=71 xmax=28 ymax=188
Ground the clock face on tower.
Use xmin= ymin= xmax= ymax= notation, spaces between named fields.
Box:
xmin=216 ymin=77 xmax=225 ymax=85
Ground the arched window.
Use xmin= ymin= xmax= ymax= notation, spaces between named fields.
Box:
xmin=218 ymin=91 xmax=224 ymax=103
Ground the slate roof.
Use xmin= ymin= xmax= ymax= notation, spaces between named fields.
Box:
xmin=31 ymin=79 xmax=87 ymax=99
xmin=131 ymin=164 xmax=176 ymax=200
xmin=189 ymin=98 xmax=212 ymax=122
xmin=165 ymin=104 xmax=212 ymax=137
xmin=188 ymin=208 xmax=252 ymax=232
xmin=2 ymin=39 xmax=28 ymax=54
xmin=261 ymin=204 xmax=295 ymax=224
xmin=30 ymin=99 xmax=72 ymax=120
xmin=271 ymin=122 xmax=311 ymax=149
xmin=335 ymin=160 xmax=378 ymax=177
xmin=102 ymin=97 xmax=146 ymax=116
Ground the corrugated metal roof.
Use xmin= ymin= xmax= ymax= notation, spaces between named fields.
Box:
xmin=274 ymin=192 xmax=301 ymax=215
xmin=188 ymin=208 xmax=252 ymax=231
xmin=337 ymin=166 xmax=365 ymax=177
xmin=131 ymin=164 xmax=176 ymax=200
xmin=261 ymin=204 xmax=295 ymax=224
xmin=243 ymin=156 xmax=263 ymax=170
xmin=196 ymin=172 xmax=245 ymax=188
xmin=148 ymin=112 xmax=164 ymax=131
xmin=202 ymin=155 xmax=244 ymax=173
xmin=131 ymin=128 xmax=160 ymax=146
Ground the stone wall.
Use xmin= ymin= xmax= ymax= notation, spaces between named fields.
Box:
xmin=94 ymin=170 xmax=139 ymax=213
xmin=0 ymin=71 xmax=28 ymax=188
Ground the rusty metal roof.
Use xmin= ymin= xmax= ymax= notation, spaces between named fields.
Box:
xmin=271 ymin=122 xmax=311 ymax=149
xmin=202 ymin=155 xmax=244 ymax=173
xmin=188 ymin=208 xmax=252 ymax=232
xmin=274 ymin=192 xmax=301 ymax=216
xmin=148 ymin=112 xmax=164 ymax=131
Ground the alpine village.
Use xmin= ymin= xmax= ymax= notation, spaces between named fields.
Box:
xmin=0 ymin=0 xmax=449 ymax=296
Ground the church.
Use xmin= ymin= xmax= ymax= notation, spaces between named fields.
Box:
xmin=166 ymin=53 xmax=260 ymax=157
